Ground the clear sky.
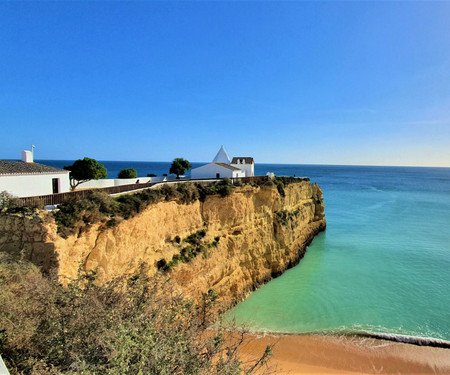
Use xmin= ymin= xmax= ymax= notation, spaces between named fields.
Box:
xmin=1 ymin=1 xmax=449 ymax=167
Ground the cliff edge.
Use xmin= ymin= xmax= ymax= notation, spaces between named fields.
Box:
xmin=0 ymin=180 xmax=326 ymax=306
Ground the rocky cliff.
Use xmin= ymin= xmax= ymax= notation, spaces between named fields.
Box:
xmin=0 ymin=181 xmax=325 ymax=306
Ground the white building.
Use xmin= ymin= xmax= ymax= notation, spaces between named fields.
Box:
xmin=190 ymin=146 xmax=254 ymax=179
xmin=230 ymin=157 xmax=254 ymax=178
xmin=0 ymin=151 xmax=70 ymax=198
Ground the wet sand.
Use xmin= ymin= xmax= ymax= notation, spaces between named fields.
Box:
xmin=238 ymin=333 xmax=450 ymax=374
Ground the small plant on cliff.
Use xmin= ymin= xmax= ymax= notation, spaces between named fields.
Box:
xmin=274 ymin=180 xmax=285 ymax=197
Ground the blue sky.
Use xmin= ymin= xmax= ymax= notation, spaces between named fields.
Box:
xmin=1 ymin=1 xmax=449 ymax=167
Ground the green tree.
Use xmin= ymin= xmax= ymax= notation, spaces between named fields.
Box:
xmin=169 ymin=158 xmax=191 ymax=179
xmin=118 ymin=168 xmax=138 ymax=179
xmin=64 ymin=157 xmax=107 ymax=189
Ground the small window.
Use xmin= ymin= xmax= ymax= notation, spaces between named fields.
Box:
xmin=52 ymin=178 xmax=59 ymax=194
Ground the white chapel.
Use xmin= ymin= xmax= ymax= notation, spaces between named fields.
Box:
xmin=190 ymin=146 xmax=254 ymax=179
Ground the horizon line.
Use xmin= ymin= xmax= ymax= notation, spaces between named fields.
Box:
xmin=20 ymin=158 xmax=450 ymax=169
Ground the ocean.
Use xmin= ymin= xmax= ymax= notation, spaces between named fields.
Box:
xmin=38 ymin=160 xmax=450 ymax=342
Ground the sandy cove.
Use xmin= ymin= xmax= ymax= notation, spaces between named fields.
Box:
xmin=238 ymin=333 xmax=450 ymax=374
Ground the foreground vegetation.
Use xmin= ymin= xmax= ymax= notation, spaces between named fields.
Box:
xmin=0 ymin=255 xmax=272 ymax=374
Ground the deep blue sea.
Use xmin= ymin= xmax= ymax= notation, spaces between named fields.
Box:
xmin=38 ymin=160 xmax=450 ymax=342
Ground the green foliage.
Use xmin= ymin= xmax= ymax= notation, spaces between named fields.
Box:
xmin=169 ymin=158 xmax=191 ymax=178
xmin=160 ymin=184 xmax=177 ymax=201
xmin=53 ymin=191 xmax=118 ymax=237
xmin=0 ymin=191 xmax=21 ymax=209
xmin=117 ymin=168 xmax=138 ymax=179
xmin=64 ymin=157 xmax=107 ymax=189
xmin=272 ymin=179 xmax=284 ymax=197
xmin=274 ymin=209 xmax=300 ymax=226
xmin=195 ymin=179 xmax=234 ymax=201
xmin=0 ymin=255 xmax=272 ymax=374
xmin=176 ymin=182 xmax=200 ymax=204
xmin=158 ymin=230 xmax=221 ymax=271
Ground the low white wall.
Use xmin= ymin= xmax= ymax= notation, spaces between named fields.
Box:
xmin=149 ymin=176 xmax=167 ymax=182
xmin=76 ymin=179 xmax=115 ymax=189
xmin=0 ymin=173 xmax=70 ymax=197
xmin=233 ymin=170 xmax=246 ymax=178
xmin=75 ymin=177 xmax=153 ymax=190
xmin=114 ymin=177 xmax=152 ymax=186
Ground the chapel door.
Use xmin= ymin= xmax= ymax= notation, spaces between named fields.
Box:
xmin=52 ymin=178 xmax=59 ymax=194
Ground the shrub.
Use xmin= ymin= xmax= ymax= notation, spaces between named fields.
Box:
xmin=53 ymin=191 xmax=118 ymax=236
xmin=159 ymin=184 xmax=178 ymax=201
xmin=118 ymin=168 xmax=138 ymax=179
xmin=176 ymin=182 xmax=200 ymax=204
xmin=274 ymin=180 xmax=285 ymax=197
xmin=115 ymin=194 xmax=145 ymax=219
xmin=0 ymin=191 xmax=21 ymax=209
xmin=0 ymin=255 xmax=272 ymax=374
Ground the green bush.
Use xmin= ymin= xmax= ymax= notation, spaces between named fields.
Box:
xmin=118 ymin=168 xmax=138 ymax=179
xmin=159 ymin=184 xmax=178 ymax=201
xmin=54 ymin=191 xmax=116 ymax=237
xmin=0 ymin=191 xmax=21 ymax=210
xmin=176 ymin=182 xmax=200 ymax=204
xmin=0 ymin=255 xmax=272 ymax=374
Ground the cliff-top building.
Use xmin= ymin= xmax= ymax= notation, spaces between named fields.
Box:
xmin=0 ymin=149 xmax=70 ymax=198
xmin=190 ymin=146 xmax=254 ymax=179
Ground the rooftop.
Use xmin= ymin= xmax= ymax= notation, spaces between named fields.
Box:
xmin=214 ymin=162 xmax=242 ymax=171
xmin=0 ymin=160 xmax=68 ymax=175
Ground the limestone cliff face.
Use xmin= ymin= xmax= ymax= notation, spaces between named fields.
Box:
xmin=0 ymin=181 xmax=325 ymax=305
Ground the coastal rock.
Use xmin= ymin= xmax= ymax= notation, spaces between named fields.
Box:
xmin=0 ymin=181 xmax=326 ymax=306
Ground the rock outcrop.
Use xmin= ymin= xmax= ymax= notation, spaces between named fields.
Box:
xmin=0 ymin=181 xmax=325 ymax=306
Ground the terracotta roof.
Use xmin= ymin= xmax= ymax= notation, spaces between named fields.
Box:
xmin=0 ymin=160 xmax=68 ymax=175
xmin=214 ymin=163 xmax=242 ymax=171
xmin=231 ymin=157 xmax=254 ymax=164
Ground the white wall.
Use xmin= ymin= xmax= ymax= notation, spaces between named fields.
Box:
xmin=232 ymin=170 xmax=246 ymax=178
xmin=114 ymin=177 xmax=151 ymax=186
xmin=230 ymin=163 xmax=254 ymax=177
xmin=75 ymin=177 xmax=153 ymax=190
xmin=75 ymin=179 xmax=115 ymax=189
xmin=191 ymin=163 xmax=235 ymax=179
xmin=0 ymin=172 xmax=70 ymax=197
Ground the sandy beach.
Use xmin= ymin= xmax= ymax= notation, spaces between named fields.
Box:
xmin=238 ymin=333 xmax=450 ymax=374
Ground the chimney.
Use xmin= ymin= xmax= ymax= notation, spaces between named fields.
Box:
xmin=22 ymin=150 xmax=33 ymax=163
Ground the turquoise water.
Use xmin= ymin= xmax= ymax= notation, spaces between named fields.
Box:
xmin=226 ymin=165 xmax=450 ymax=342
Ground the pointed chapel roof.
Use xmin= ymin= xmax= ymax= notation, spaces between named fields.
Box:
xmin=212 ymin=146 xmax=230 ymax=164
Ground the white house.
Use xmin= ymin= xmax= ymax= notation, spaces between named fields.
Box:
xmin=190 ymin=146 xmax=254 ymax=179
xmin=0 ymin=151 xmax=70 ymax=198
